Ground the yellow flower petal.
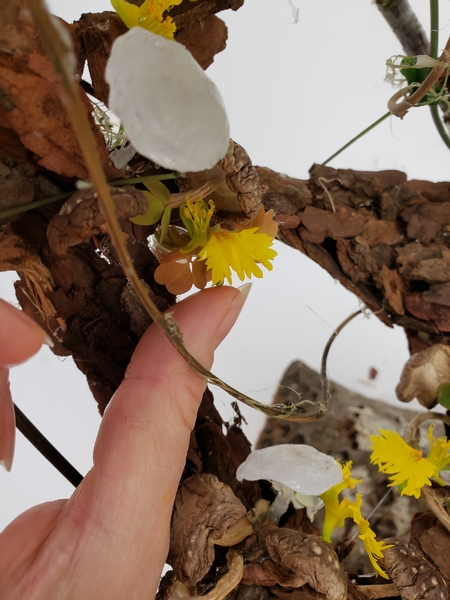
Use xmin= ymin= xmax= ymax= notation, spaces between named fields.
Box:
xmin=347 ymin=494 xmax=392 ymax=579
xmin=198 ymin=228 xmax=277 ymax=285
xmin=320 ymin=462 xmax=362 ymax=542
xmin=111 ymin=0 xmax=183 ymax=38
xmin=370 ymin=430 xmax=438 ymax=498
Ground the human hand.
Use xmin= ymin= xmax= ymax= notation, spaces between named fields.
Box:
xmin=0 ymin=286 xmax=248 ymax=600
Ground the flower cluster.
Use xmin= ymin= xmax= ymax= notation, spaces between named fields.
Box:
xmin=319 ymin=462 xmax=392 ymax=579
xmin=370 ymin=426 xmax=450 ymax=498
xmin=111 ymin=0 xmax=183 ymax=39
xmin=154 ymin=199 xmax=278 ymax=294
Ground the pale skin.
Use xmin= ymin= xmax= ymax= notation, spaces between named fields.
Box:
xmin=0 ymin=286 xmax=247 ymax=600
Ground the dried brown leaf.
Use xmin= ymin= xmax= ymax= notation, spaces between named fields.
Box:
xmin=0 ymin=53 xmax=119 ymax=180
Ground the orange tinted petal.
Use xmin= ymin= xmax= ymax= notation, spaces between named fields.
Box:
xmin=154 ymin=251 xmax=194 ymax=295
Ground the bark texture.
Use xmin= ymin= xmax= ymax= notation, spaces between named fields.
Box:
xmin=2 ymin=2 xmax=450 ymax=599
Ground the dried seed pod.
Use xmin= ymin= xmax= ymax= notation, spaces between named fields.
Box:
xmin=169 ymin=473 xmax=251 ymax=585
xmin=263 ymin=528 xmax=347 ymax=600
xmin=175 ymin=139 xmax=262 ymax=225
xmin=379 ymin=538 xmax=448 ymax=600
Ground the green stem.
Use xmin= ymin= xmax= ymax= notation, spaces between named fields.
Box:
xmin=0 ymin=173 xmax=177 ymax=221
xmin=430 ymin=0 xmax=439 ymax=59
xmin=430 ymin=103 xmax=450 ymax=150
xmin=314 ymin=112 xmax=390 ymax=172
xmin=428 ymin=0 xmax=450 ymax=150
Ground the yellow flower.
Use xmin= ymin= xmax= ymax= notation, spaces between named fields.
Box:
xmin=320 ymin=463 xmax=390 ymax=578
xmin=154 ymin=198 xmax=277 ymax=292
xmin=111 ymin=0 xmax=183 ymax=39
xmin=347 ymin=494 xmax=392 ymax=579
xmin=369 ymin=427 xmax=450 ymax=498
xmin=320 ymin=462 xmax=362 ymax=543
xmin=179 ymin=199 xmax=215 ymax=253
xmin=198 ymin=228 xmax=277 ymax=286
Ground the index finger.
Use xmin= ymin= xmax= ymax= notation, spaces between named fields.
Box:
xmin=0 ymin=300 xmax=47 ymax=367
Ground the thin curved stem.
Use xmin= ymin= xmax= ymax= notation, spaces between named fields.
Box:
xmin=405 ymin=410 xmax=450 ymax=444
xmin=320 ymin=310 xmax=362 ymax=408
xmin=313 ymin=113 xmax=390 ymax=173
xmin=0 ymin=174 xmax=177 ymax=221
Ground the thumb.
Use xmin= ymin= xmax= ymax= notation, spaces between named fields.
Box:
xmin=44 ymin=286 xmax=250 ymax=600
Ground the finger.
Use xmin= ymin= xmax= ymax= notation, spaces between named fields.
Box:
xmin=94 ymin=285 xmax=249 ymax=481
xmin=19 ymin=286 xmax=249 ymax=600
xmin=0 ymin=369 xmax=15 ymax=471
xmin=0 ymin=300 xmax=48 ymax=367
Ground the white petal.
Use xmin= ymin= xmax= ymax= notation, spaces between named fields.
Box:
xmin=105 ymin=27 xmax=230 ymax=172
xmin=236 ymin=444 xmax=342 ymax=496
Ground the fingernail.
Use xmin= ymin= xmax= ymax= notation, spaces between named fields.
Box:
xmin=213 ymin=283 xmax=252 ymax=348
xmin=0 ymin=371 xmax=15 ymax=472
xmin=43 ymin=335 xmax=54 ymax=348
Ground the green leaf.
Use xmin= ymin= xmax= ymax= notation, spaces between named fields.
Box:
xmin=143 ymin=179 xmax=171 ymax=204
xmin=130 ymin=191 xmax=164 ymax=225
xmin=159 ymin=206 xmax=172 ymax=244
xmin=437 ymin=382 xmax=450 ymax=410
xmin=129 ymin=180 xmax=171 ymax=226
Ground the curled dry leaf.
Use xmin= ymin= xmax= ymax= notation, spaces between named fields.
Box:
xmin=176 ymin=139 xmax=262 ymax=224
xmin=169 ymin=473 xmax=250 ymax=585
xmin=379 ymin=538 xmax=448 ymax=600
xmin=46 ymin=185 xmax=149 ymax=254
xmin=0 ymin=14 xmax=120 ymax=181
xmin=263 ymin=528 xmax=347 ymax=600
xmin=396 ymin=344 xmax=450 ymax=408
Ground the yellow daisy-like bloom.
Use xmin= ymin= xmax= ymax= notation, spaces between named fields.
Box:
xmin=198 ymin=228 xmax=277 ymax=286
xmin=154 ymin=198 xmax=277 ymax=293
xmin=369 ymin=427 xmax=450 ymax=498
xmin=111 ymin=0 xmax=183 ymax=39
xmin=347 ymin=494 xmax=392 ymax=579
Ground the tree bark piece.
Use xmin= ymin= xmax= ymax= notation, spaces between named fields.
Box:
xmin=260 ymin=165 xmax=450 ymax=353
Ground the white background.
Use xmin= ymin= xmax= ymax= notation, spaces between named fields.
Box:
xmin=1 ymin=0 xmax=450 ymax=530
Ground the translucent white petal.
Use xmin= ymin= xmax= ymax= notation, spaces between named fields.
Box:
xmin=236 ymin=444 xmax=342 ymax=496
xmin=105 ymin=27 xmax=230 ymax=172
